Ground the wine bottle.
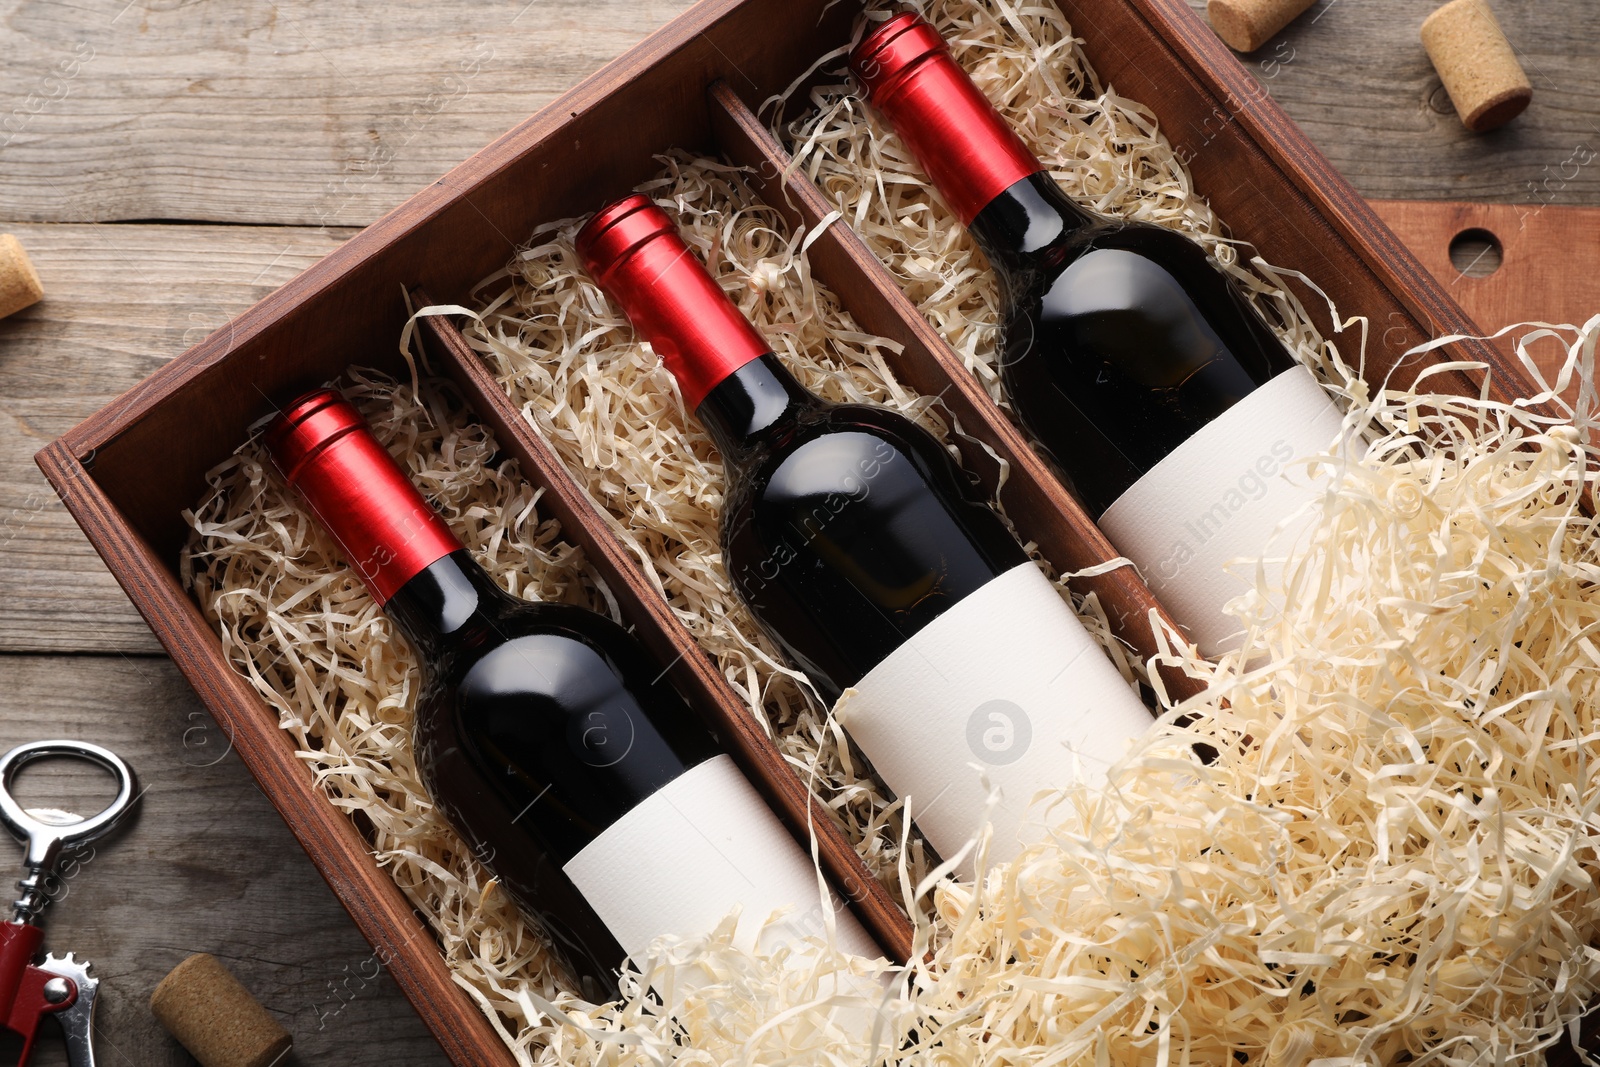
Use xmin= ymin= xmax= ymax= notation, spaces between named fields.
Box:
xmin=263 ymin=389 xmax=879 ymax=1002
xmin=851 ymin=13 xmax=1351 ymax=657
xmin=577 ymin=195 xmax=1154 ymax=870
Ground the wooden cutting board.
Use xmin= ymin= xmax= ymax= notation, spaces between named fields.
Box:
xmin=1370 ymin=199 xmax=1600 ymax=389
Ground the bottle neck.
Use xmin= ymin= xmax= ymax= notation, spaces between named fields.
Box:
xmin=967 ymin=172 xmax=1096 ymax=274
xmin=854 ymin=17 xmax=1046 ymax=226
xmin=266 ymin=391 xmax=463 ymax=606
xmin=384 ymin=550 xmax=512 ymax=661
xmin=577 ymin=196 xmax=771 ymax=411
xmin=693 ymin=354 xmax=818 ymax=463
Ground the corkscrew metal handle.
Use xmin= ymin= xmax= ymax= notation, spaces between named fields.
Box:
xmin=0 ymin=741 xmax=138 ymax=923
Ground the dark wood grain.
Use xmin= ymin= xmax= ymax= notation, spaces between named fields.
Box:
xmin=0 ymin=654 xmax=448 ymax=1067
xmin=4 ymin=0 xmax=1594 ymax=226
xmin=0 ymin=223 xmax=353 ymax=655
xmin=415 ymin=298 xmax=916 ymax=963
xmin=0 ymin=0 xmax=694 ymax=227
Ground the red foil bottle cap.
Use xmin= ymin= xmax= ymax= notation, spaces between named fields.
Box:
xmin=263 ymin=389 xmax=463 ymax=605
xmin=576 ymin=194 xmax=770 ymax=411
xmin=851 ymin=12 xmax=1043 ymax=225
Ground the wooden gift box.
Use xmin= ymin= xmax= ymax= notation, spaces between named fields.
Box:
xmin=36 ymin=0 xmax=1544 ymax=1063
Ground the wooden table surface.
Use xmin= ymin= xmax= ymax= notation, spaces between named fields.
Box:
xmin=0 ymin=1 xmax=1592 ymax=1063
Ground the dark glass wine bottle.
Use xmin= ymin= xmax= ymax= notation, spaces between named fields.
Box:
xmin=263 ymin=389 xmax=877 ymax=1002
xmin=577 ymin=196 xmax=1154 ymax=869
xmin=851 ymin=13 xmax=1350 ymax=656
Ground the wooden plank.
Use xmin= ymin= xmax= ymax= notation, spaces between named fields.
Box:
xmin=1371 ymin=199 xmax=1600 ymax=386
xmin=0 ymin=654 xmax=448 ymax=1066
xmin=0 ymin=0 xmax=693 ymax=227
xmin=1182 ymin=0 xmax=1600 ymax=205
xmin=5 ymin=0 xmax=1596 ymax=226
xmin=0 ymin=222 xmax=353 ymax=654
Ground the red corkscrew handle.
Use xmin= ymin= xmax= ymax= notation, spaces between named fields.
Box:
xmin=0 ymin=922 xmax=76 ymax=1067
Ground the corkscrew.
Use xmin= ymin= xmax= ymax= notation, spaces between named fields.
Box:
xmin=0 ymin=740 xmax=139 ymax=1067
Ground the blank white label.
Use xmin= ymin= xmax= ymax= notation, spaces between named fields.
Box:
xmin=562 ymin=753 xmax=879 ymax=962
xmin=1098 ymin=365 xmax=1348 ymax=658
xmin=833 ymin=562 xmax=1154 ymax=872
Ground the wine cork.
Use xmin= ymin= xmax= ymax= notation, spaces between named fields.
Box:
xmin=1206 ymin=0 xmax=1316 ymax=53
xmin=1421 ymin=0 xmax=1532 ymax=132
xmin=0 ymin=234 xmax=43 ymax=319
xmin=150 ymin=954 xmax=293 ymax=1067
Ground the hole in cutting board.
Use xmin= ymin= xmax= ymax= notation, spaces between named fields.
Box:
xmin=1449 ymin=228 xmax=1504 ymax=278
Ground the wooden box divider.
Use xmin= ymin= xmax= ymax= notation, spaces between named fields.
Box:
xmin=414 ymin=295 xmax=917 ymax=962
